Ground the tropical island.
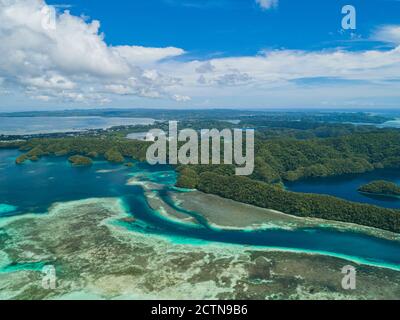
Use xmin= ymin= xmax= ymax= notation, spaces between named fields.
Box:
xmin=2 ymin=114 xmax=400 ymax=234
xmin=68 ymin=155 xmax=93 ymax=166
xmin=358 ymin=180 xmax=400 ymax=198
xmin=1 ymin=110 xmax=400 ymax=301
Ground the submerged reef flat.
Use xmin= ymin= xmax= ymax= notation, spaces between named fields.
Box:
xmin=0 ymin=204 xmax=17 ymax=215
xmin=173 ymin=191 xmax=400 ymax=241
xmin=145 ymin=191 xmax=198 ymax=227
xmin=0 ymin=197 xmax=399 ymax=300
xmin=172 ymin=191 xmax=304 ymax=230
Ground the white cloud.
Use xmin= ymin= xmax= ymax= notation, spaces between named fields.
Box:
xmin=255 ymin=0 xmax=278 ymax=10
xmin=162 ymin=46 xmax=400 ymax=89
xmin=1 ymin=0 xmax=400 ymax=109
xmin=115 ymin=46 xmax=185 ymax=66
xmin=104 ymin=84 xmax=134 ymax=95
xmin=373 ymin=25 xmax=400 ymax=45
xmin=0 ymin=0 xmax=186 ymax=104
xmin=195 ymin=61 xmax=215 ymax=73
xmin=172 ymin=94 xmax=191 ymax=102
xmin=32 ymin=95 xmax=51 ymax=102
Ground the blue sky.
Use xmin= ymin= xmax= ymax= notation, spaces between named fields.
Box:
xmin=1 ymin=0 xmax=400 ymax=110
xmin=48 ymin=0 xmax=399 ymax=54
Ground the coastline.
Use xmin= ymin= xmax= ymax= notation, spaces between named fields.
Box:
xmin=1 ymin=148 xmax=400 ymax=299
xmin=358 ymin=191 xmax=400 ymax=200
xmin=165 ymin=190 xmax=400 ymax=242
xmin=0 ymin=198 xmax=400 ymax=300
xmin=1 ymin=197 xmax=400 ymax=299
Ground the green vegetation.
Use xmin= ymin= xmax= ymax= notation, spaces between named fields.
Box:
xmin=358 ymin=180 xmax=400 ymax=197
xmin=124 ymin=162 xmax=135 ymax=167
xmin=15 ymin=154 xmax=27 ymax=165
xmin=0 ymin=141 xmax=23 ymax=149
xmin=8 ymin=115 xmax=400 ymax=233
xmin=196 ymin=172 xmax=400 ymax=233
xmin=87 ymin=151 xmax=99 ymax=158
xmin=105 ymin=148 xmax=125 ymax=163
xmin=15 ymin=146 xmax=48 ymax=164
xmin=176 ymin=168 xmax=199 ymax=189
xmin=177 ymin=131 xmax=400 ymax=184
xmin=175 ymin=130 xmax=400 ymax=233
xmin=13 ymin=137 xmax=150 ymax=165
xmin=68 ymin=155 xmax=93 ymax=166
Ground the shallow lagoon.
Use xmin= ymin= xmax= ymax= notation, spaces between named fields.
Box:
xmin=1 ymin=149 xmax=400 ymax=270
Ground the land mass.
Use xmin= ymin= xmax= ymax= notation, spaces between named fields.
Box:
xmin=154 ymin=190 xmax=400 ymax=241
xmin=1 ymin=109 xmax=400 ymax=300
xmin=3 ymin=113 xmax=400 ymax=234
xmin=358 ymin=180 xmax=400 ymax=198
xmin=68 ymin=155 xmax=93 ymax=166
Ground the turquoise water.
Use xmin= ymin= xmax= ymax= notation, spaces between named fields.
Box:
xmin=0 ymin=204 xmax=17 ymax=214
xmin=1 ymin=149 xmax=400 ymax=270
xmin=0 ymin=262 xmax=46 ymax=274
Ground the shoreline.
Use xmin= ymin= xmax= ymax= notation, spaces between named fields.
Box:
xmin=169 ymin=190 xmax=400 ymax=242
xmin=1 ymin=196 xmax=400 ymax=299
xmin=358 ymin=191 xmax=400 ymax=200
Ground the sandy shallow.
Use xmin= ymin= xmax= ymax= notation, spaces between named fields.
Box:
xmin=1 ymin=196 xmax=399 ymax=300
xmin=146 ymin=191 xmax=198 ymax=227
xmin=173 ymin=191 xmax=306 ymax=230
xmin=0 ymin=204 xmax=17 ymax=215
xmin=166 ymin=190 xmax=400 ymax=241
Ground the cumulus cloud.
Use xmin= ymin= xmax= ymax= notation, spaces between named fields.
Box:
xmin=195 ymin=61 xmax=215 ymax=73
xmin=115 ymin=46 xmax=185 ymax=66
xmin=163 ymin=46 xmax=400 ymax=90
xmin=214 ymin=69 xmax=252 ymax=86
xmin=255 ymin=0 xmax=278 ymax=10
xmin=1 ymin=0 xmax=400 ymax=108
xmin=172 ymin=94 xmax=191 ymax=102
xmin=0 ymin=0 xmax=186 ymax=104
xmin=373 ymin=25 xmax=400 ymax=45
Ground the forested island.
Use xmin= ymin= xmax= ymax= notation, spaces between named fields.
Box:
xmin=175 ymin=130 xmax=400 ymax=186
xmin=7 ymin=129 xmax=400 ymax=183
xmin=4 ymin=137 xmax=149 ymax=166
xmin=358 ymin=181 xmax=400 ymax=198
xmin=2 ymin=113 xmax=400 ymax=234
xmin=195 ymin=173 xmax=400 ymax=233
xmin=68 ymin=155 xmax=93 ymax=166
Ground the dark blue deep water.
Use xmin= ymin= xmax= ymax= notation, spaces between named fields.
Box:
xmin=286 ymin=171 xmax=400 ymax=209
xmin=1 ymin=149 xmax=400 ymax=270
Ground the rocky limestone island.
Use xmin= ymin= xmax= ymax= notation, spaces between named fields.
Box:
xmin=358 ymin=180 xmax=400 ymax=198
xmin=68 ymin=155 xmax=93 ymax=167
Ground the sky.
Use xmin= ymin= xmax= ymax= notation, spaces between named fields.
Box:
xmin=0 ymin=0 xmax=400 ymax=111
